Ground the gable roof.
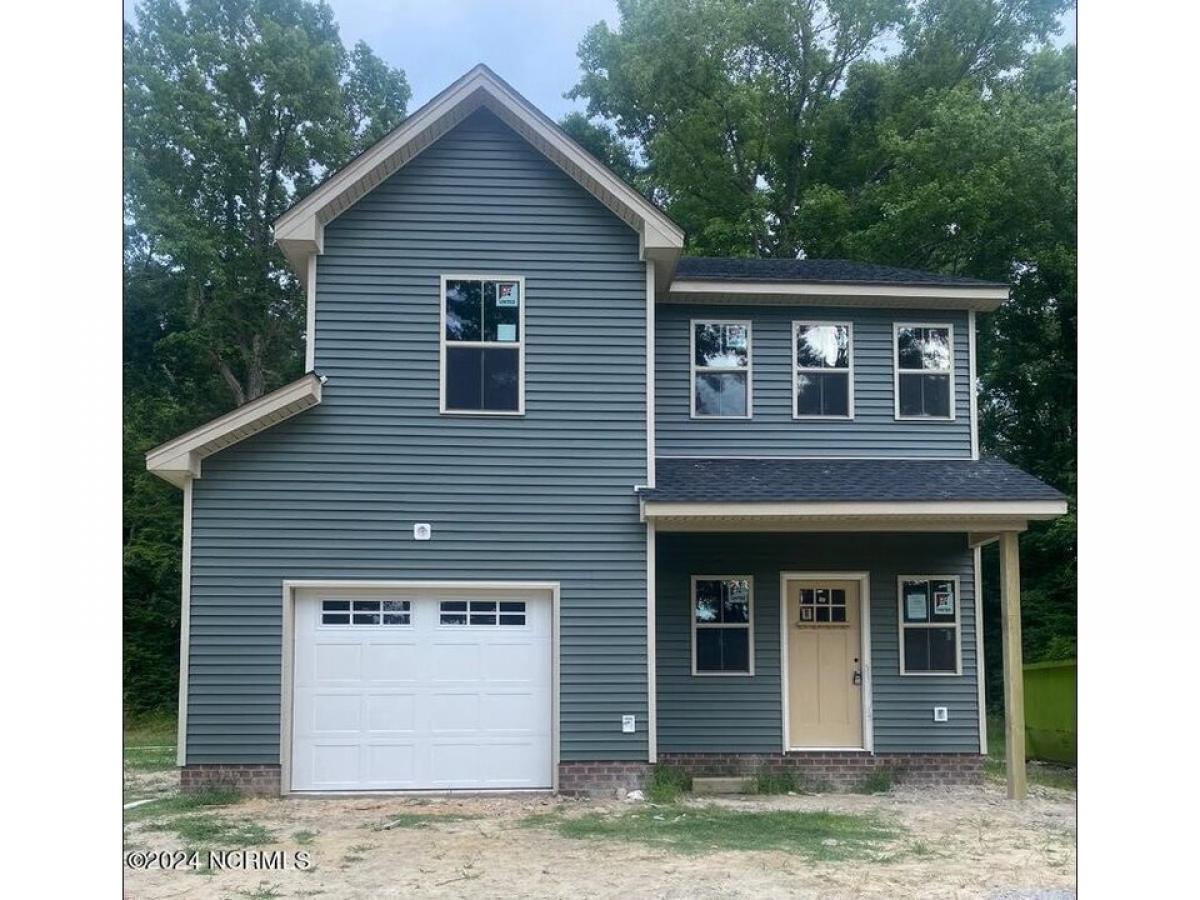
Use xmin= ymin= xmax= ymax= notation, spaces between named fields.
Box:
xmin=675 ymin=257 xmax=1003 ymax=288
xmin=145 ymin=373 xmax=322 ymax=487
xmin=273 ymin=64 xmax=684 ymax=288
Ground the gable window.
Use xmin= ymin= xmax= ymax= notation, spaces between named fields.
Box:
xmin=793 ymin=322 xmax=853 ymax=418
xmin=691 ymin=321 xmax=751 ymax=418
xmin=441 ymin=276 xmax=524 ymax=414
xmin=895 ymin=324 xmax=954 ymax=419
xmin=898 ymin=576 xmax=961 ymax=675
xmin=692 ymin=576 xmax=754 ymax=675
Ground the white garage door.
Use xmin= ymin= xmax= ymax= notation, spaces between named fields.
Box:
xmin=291 ymin=589 xmax=552 ymax=791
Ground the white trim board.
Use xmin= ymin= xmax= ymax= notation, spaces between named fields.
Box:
xmin=145 ymin=373 xmax=323 ymax=487
xmin=274 ymin=64 xmax=683 ymax=287
xmin=175 ymin=478 xmax=193 ymax=767
xmin=642 ymin=500 xmax=1067 ymax=520
xmin=646 ymin=521 xmax=657 ymax=762
xmin=665 ymin=279 xmax=1007 ymax=310
xmin=974 ymin=545 xmax=987 ymax=753
xmin=778 ymin=571 xmax=874 ymax=753
xmin=279 ymin=579 xmax=562 ymax=796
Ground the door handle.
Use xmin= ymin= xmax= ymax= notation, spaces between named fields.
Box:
xmin=852 ymin=670 xmax=862 ymax=685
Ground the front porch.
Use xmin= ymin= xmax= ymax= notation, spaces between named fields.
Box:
xmin=641 ymin=457 xmax=1068 ymax=800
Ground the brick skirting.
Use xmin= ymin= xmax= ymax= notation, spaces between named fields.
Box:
xmin=558 ymin=762 xmax=652 ymax=797
xmin=180 ymin=764 xmax=282 ymax=796
xmin=657 ymin=752 xmax=983 ymax=791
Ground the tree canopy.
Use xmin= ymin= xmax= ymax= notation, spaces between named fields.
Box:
xmin=122 ymin=0 xmax=409 ymax=713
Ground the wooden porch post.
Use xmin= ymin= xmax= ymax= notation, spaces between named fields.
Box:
xmin=999 ymin=531 xmax=1027 ymax=800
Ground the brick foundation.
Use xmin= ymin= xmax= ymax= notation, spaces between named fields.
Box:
xmin=658 ymin=752 xmax=983 ymax=791
xmin=180 ymin=764 xmax=282 ymax=796
xmin=558 ymin=762 xmax=652 ymax=797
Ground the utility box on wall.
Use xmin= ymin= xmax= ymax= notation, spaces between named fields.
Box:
xmin=1023 ymin=658 xmax=1076 ymax=764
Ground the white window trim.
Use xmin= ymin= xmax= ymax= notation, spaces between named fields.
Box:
xmin=689 ymin=319 xmax=753 ymax=419
xmin=690 ymin=575 xmax=755 ymax=676
xmin=897 ymin=574 xmax=963 ymax=676
xmin=792 ymin=320 xmax=855 ymax=420
xmin=893 ymin=322 xmax=956 ymax=421
xmin=439 ymin=274 xmax=526 ymax=416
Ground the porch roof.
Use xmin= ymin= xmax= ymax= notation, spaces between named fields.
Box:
xmin=639 ymin=457 xmax=1066 ymax=532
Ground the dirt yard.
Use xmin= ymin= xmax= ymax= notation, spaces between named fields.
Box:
xmin=123 ymin=769 xmax=1075 ymax=900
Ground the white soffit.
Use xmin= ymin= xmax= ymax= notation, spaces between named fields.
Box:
xmin=145 ymin=373 xmax=323 ymax=487
xmin=273 ymin=64 xmax=684 ymax=289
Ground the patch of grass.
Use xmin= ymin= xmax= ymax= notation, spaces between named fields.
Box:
xmin=369 ymin=812 xmax=477 ymax=831
xmin=857 ymin=767 xmax=895 ymax=794
xmin=147 ymin=814 xmax=275 ymax=848
xmin=645 ymin=763 xmax=692 ymax=803
xmin=234 ymin=883 xmax=284 ymax=900
xmin=124 ymin=788 xmax=240 ymax=823
xmin=750 ymin=770 xmax=802 ymax=794
xmin=124 ymin=711 xmax=178 ymax=747
xmin=292 ymin=829 xmax=318 ymax=845
xmin=123 ymin=744 xmax=176 ymax=773
xmin=537 ymin=806 xmax=902 ymax=858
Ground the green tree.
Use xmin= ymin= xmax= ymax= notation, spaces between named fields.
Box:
xmin=123 ymin=0 xmax=409 ymax=714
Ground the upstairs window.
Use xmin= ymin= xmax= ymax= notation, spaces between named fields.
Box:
xmin=691 ymin=321 xmax=751 ymax=418
xmin=895 ymin=324 xmax=954 ymax=419
xmin=793 ymin=322 xmax=853 ymax=418
xmin=441 ymin=276 xmax=524 ymax=414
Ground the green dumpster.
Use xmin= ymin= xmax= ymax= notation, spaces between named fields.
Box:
xmin=1023 ymin=659 xmax=1076 ymax=764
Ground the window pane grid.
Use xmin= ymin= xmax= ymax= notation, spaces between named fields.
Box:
xmin=440 ymin=599 xmax=526 ymax=626
xmin=692 ymin=322 xmax=751 ymax=418
xmin=443 ymin=277 xmax=523 ymax=413
xmin=322 ymin=599 xmax=410 ymax=626
xmin=693 ymin=577 xmax=753 ymax=674
xmin=898 ymin=577 xmax=959 ymax=673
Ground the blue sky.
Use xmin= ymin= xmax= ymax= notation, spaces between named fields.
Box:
xmin=123 ymin=1 xmax=1075 ymax=120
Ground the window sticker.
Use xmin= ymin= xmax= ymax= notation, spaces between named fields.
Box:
xmin=495 ymin=282 xmax=520 ymax=307
xmin=496 ymin=323 xmax=517 ymax=342
xmin=933 ymin=589 xmax=954 ymax=616
xmin=799 ymin=606 xmax=815 ymax=622
xmin=906 ymin=592 xmax=928 ymax=622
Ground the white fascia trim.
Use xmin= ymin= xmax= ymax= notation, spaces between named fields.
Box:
xmin=642 ymin=500 xmax=1068 ymax=519
xmin=666 ymin=279 xmax=1008 ymax=311
xmin=145 ymin=373 xmax=323 ymax=487
xmin=176 ymin=477 xmax=193 ymax=767
xmin=274 ymin=64 xmax=682 ymax=285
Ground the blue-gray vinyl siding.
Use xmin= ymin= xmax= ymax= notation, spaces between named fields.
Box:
xmin=655 ymin=532 xmax=979 ymax=753
xmin=655 ymin=304 xmax=973 ymax=457
xmin=187 ymin=108 xmax=649 ymax=764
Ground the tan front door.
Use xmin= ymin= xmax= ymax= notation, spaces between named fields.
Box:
xmin=785 ymin=580 xmax=864 ymax=748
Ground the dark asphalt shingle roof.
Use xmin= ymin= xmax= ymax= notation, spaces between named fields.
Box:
xmin=639 ymin=457 xmax=1064 ymax=504
xmin=674 ymin=256 xmax=1004 ymax=288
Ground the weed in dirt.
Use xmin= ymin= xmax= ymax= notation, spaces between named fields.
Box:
xmin=857 ymin=768 xmax=895 ymax=794
xmin=124 ymin=788 xmax=240 ymax=823
xmin=645 ymin=763 xmax=692 ymax=803
xmin=123 ymin=745 xmax=177 ymax=773
xmin=147 ymin=814 xmax=275 ymax=848
xmin=370 ymin=812 xmax=477 ymax=831
xmin=750 ymin=771 xmax=803 ymax=794
xmin=530 ymin=805 xmax=902 ymax=858
xmin=234 ymin=882 xmax=284 ymax=899
xmin=292 ymin=829 xmax=318 ymax=845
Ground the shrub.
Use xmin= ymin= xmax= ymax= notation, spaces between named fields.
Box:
xmin=645 ymin=763 xmax=692 ymax=802
xmin=858 ymin=767 xmax=895 ymax=794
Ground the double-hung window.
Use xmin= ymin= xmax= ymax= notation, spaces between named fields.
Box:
xmin=691 ymin=321 xmax=751 ymax=418
xmin=898 ymin=576 xmax=961 ymax=675
xmin=895 ymin=324 xmax=953 ymax=418
xmin=793 ymin=322 xmax=853 ymax=418
xmin=441 ymin=276 xmax=524 ymax=414
xmin=692 ymin=576 xmax=754 ymax=675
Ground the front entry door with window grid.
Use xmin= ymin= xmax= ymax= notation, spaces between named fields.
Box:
xmin=785 ymin=580 xmax=864 ymax=748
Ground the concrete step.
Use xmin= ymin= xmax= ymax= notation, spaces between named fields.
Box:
xmin=691 ymin=776 xmax=752 ymax=795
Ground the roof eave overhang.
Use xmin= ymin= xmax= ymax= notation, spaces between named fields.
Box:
xmin=145 ymin=373 xmax=323 ymax=488
xmin=664 ymin=279 xmax=1008 ymax=311
xmin=640 ymin=499 xmax=1067 ymax=532
xmin=273 ymin=65 xmax=684 ymax=289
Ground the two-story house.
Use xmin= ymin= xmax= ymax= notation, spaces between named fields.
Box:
xmin=146 ymin=65 xmax=1065 ymax=800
